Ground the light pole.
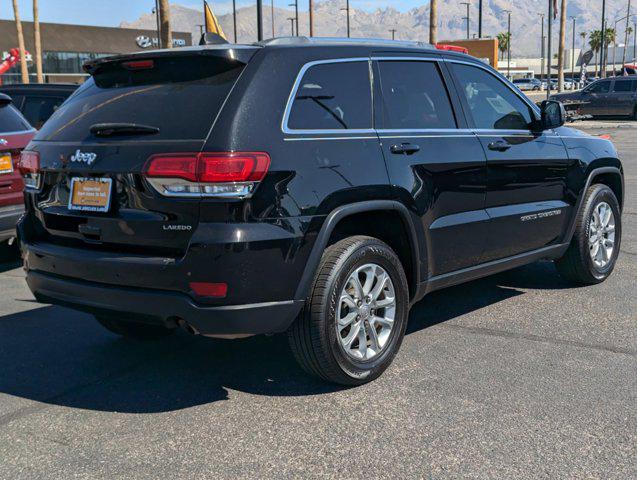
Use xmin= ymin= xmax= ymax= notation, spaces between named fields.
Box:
xmin=309 ymin=0 xmax=314 ymax=37
xmin=478 ymin=0 xmax=483 ymax=37
xmin=389 ymin=29 xmax=397 ymax=40
xmin=461 ymin=2 xmax=471 ymax=39
xmin=539 ymin=13 xmax=545 ymax=83
xmin=570 ymin=16 xmax=576 ymax=78
xmin=634 ymin=21 xmax=637 ymax=62
xmin=287 ymin=17 xmax=295 ymax=36
xmin=233 ymin=0 xmax=237 ymax=43
xmin=271 ymin=0 xmax=275 ymax=38
xmin=154 ymin=0 xmax=162 ymax=48
xmin=613 ymin=14 xmax=630 ymax=75
xmin=341 ymin=0 xmax=350 ymax=38
xmin=547 ymin=0 xmax=553 ymax=97
xmin=289 ymin=1 xmax=299 ymax=36
xmin=622 ymin=0 xmax=632 ymax=71
xmin=504 ymin=10 xmax=512 ymax=79
xmin=257 ymin=0 xmax=263 ymax=41
xmin=600 ymin=0 xmax=607 ymax=77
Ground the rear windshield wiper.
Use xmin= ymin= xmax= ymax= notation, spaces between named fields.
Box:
xmin=90 ymin=123 xmax=160 ymax=137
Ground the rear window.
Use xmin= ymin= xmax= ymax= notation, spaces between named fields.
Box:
xmin=22 ymin=96 xmax=66 ymax=129
xmin=37 ymin=56 xmax=244 ymax=141
xmin=612 ymin=80 xmax=637 ymax=92
xmin=287 ymin=61 xmax=372 ymax=131
xmin=0 ymin=104 xmax=31 ymax=132
xmin=378 ymin=60 xmax=456 ymax=130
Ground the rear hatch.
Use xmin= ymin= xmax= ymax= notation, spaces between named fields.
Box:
xmin=26 ymin=47 xmax=257 ymax=257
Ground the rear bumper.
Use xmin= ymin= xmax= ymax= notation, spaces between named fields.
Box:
xmin=27 ymin=270 xmax=304 ymax=336
xmin=0 ymin=204 xmax=24 ymax=242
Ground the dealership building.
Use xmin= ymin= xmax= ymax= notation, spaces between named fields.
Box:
xmin=0 ymin=20 xmax=192 ymax=84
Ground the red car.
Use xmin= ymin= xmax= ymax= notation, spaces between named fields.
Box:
xmin=0 ymin=93 xmax=35 ymax=246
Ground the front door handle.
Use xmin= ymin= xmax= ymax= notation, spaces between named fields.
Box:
xmin=488 ymin=140 xmax=512 ymax=152
xmin=390 ymin=143 xmax=421 ymax=155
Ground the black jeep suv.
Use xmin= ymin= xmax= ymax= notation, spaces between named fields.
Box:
xmin=18 ymin=38 xmax=624 ymax=385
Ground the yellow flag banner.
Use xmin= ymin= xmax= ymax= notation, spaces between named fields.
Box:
xmin=204 ymin=1 xmax=227 ymax=39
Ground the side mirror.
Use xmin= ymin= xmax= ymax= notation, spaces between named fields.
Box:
xmin=540 ymin=100 xmax=565 ymax=130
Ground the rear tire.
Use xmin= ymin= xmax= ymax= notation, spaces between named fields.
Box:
xmin=95 ymin=315 xmax=175 ymax=340
xmin=555 ymin=184 xmax=621 ymax=285
xmin=288 ymin=236 xmax=409 ymax=386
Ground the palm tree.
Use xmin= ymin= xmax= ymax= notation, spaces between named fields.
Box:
xmin=33 ymin=0 xmax=43 ymax=83
xmin=589 ymin=30 xmax=602 ymax=76
xmin=158 ymin=0 xmax=172 ymax=48
xmin=429 ymin=0 xmax=438 ymax=44
xmin=11 ymin=0 xmax=29 ymax=83
xmin=557 ymin=0 xmax=567 ymax=92
xmin=497 ymin=32 xmax=510 ymax=61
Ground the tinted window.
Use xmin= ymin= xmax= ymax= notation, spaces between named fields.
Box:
xmin=378 ymin=61 xmax=456 ymax=129
xmin=0 ymin=104 xmax=31 ymax=132
xmin=37 ymin=56 xmax=245 ymax=141
xmin=452 ymin=63 xmax=533 ymax=130
xmin=588 ymin=81 xmax=611 ymax=93
xmin=22 ymin=96 xmax=65 ymax=129
xmin=288 ymin=61 xmax=372 ymax=130
xmin=612 ymin=80 xmax=637 ymax=92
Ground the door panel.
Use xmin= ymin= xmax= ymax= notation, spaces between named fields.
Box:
xmin=374 ymin=59 xmax=488 ymax=276
xmin=448 ymin=61 xmax=573 ymax=261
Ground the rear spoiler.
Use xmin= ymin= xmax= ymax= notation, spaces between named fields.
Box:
xmin=83 ymin=45 xmax=260 ymax=75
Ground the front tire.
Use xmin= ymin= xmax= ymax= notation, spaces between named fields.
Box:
xmin=555 ymin=184 xmax=621 ymax=284
xmin=95 ymin=315 xmax=175 ymax=340
xmin=288 ymin=236 xmax=409 ymax=386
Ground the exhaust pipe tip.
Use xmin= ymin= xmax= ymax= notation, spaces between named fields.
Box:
xmin=176 ymin=318 xmax=199 ymax=336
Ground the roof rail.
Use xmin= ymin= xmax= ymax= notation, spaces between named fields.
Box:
xmin=256 ymin=36 xmax=434 ymax=49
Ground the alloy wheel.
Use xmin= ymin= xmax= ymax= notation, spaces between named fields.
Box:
xmin=336 ymin=263 xmax=396 ymax=361
xmin=589 ymin=201 xmax=616 ymax=269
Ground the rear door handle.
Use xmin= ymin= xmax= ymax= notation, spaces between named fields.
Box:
xmin=488 ymin=140 xmax=512 ymax=152
xmin=390 ymin=143 xmax=421 ymax=155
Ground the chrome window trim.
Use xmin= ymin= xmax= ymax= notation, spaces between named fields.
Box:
xmin=281 ymin=57 xmax=374 ymax=135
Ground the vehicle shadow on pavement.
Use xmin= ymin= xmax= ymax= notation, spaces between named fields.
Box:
xmin=0 ymin=261 xmax=574 ymax=415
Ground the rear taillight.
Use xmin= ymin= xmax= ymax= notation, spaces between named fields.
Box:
xmin=18 ymin=151 xmax=41 ymax=190
xmin=143 ymin=152 xmax=270 ymax=198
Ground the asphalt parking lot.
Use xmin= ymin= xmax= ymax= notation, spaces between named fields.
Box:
xmin=0 ymin=127 xmax=635 ymax=479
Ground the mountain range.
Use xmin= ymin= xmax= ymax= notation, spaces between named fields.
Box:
xmin=121 ymin=1 xmax=634 ymax=58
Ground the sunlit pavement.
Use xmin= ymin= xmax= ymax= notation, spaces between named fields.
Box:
xmin=0 ymin=127 xmax=635 ymax=479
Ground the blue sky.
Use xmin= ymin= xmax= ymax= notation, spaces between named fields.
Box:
xmin=0 ymin=1 xmax=423 ymax=26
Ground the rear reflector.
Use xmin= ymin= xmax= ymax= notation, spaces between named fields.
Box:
xmin=190 ymin=282 xmax=228 ymax=298
xmin=143 ymin=152 xmax=270 ymax=198
xmin=18 ymin=151 xmax=41 ymax=189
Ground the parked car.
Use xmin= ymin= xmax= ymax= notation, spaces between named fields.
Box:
xmin=512 ymin=78 xmax=542 ymax=91
xmin=0 ymin=83 xmax=78 ymax=129
xmin=0 ymin=94 xmax=35 ymax=247
xmin=18 ymin=38 xmax=624 ymax=385
xmin=551 ymin=76 xmax=637 ymax=118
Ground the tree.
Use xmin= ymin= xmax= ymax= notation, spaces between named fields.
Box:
xmin=12 ymin=0 xmax=29 ymax=83
xmin=589 ymin=30 xmax=602 ymax=76
xmin=33 ymin=0 xmax=43 ymax=83
xmin=158 ymin=0 xmax=172 ymax=48
xmin=429 ymin=0 xmax=437 ymax=44
xmin=557 ymin=0 xmax=567 ymax=92
xmin=497 ymin=32 xmax=510 ymax=61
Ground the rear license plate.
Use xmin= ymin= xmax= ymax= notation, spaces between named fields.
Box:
xmin=68 ymin=177 xmax=113 ymax=213
xmin=0 ymin=154 xmax=13 ymax=174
